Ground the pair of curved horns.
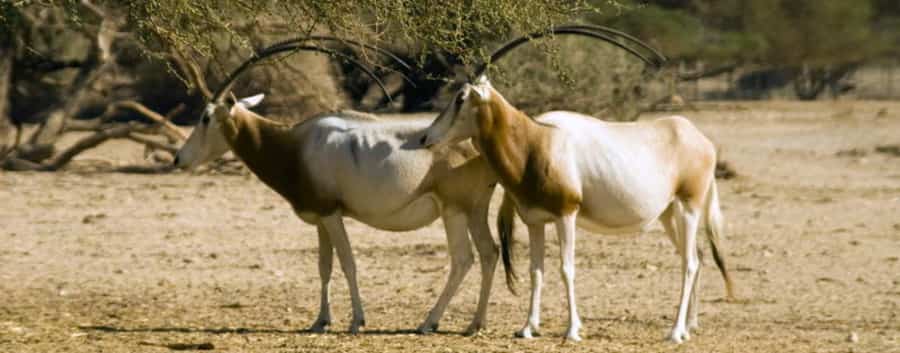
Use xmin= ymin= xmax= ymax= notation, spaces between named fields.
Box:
xmin=473 ymin=24 xmax=666 ymax=78
xmin=213 ymin=36 xmax=411 ymax=103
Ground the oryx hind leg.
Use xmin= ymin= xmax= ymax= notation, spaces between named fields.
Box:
xmin=660 ymin=201 xmax=701 ymax=331
xmin=668 ymin=201 xmax=701 ymax=344
xmin=464 ymin=199 xmax=498 ymax=336
xmin=417 ymin=208 xmax=474 ymax=334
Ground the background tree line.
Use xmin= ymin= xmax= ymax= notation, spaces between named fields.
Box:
xmin=0 ymin=0 xmax=896 ymax=171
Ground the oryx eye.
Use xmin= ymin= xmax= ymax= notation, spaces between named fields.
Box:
xmin=202 ymin=115 xmax=210 ymax=125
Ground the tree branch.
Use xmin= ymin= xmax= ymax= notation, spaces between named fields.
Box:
xmin=169 ymin=47 xmax=213 ymax=100
xmin=112 ymin=101 xmax=186 ymax=141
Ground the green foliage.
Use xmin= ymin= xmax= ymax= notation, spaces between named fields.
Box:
xmin=743 ymin=0 xmax=877 ymax=66
xmin=0 ymin=1 xmax=610 ymax=67
xmin=490 ymin=35 xmax=651 ymax=121
xmin=594 ymin=0 xmax=892 ymax=68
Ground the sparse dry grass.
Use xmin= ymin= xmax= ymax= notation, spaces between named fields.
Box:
xmin=1 ymin=101 xmax=899 ymax=352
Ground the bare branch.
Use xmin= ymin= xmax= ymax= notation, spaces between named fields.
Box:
xmin=112 ymin=101 xmax=186 ymax=141
xmin=169 ymin=48 xmax=213 ymax=100
xmin=126 ymin=133 xmax=179 ymax=154
xmin=42 ymin=123 xmax=136 ymax=171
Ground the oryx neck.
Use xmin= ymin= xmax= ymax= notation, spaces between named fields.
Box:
xmin=475 ymin=92 xmax=540 ymax=187
xmin=474 ymin=92 xmax=578 ymax=215
xmin=220 ymin=108 xmax=292 ymax=154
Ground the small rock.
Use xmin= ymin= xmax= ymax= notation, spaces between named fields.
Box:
xmin=848 ymin=331 xmax=859 ymax=343
xmin=875 ymin=144 xmax=900 ymax=157
xmin=836 ymin=148 xmax=868 ymax=158
xmin=82 ymin=213 xmax=107 ymax=224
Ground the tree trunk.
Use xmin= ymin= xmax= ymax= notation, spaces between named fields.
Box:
xmin=0 ymin=39 xmax=13 ymax=156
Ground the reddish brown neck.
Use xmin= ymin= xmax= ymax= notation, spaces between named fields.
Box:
xmin=474 ymin=91 xmax=541 ymax=190
xmin=474 ymin=90 xmax=580 ymax=215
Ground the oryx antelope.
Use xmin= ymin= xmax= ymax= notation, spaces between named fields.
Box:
xmin=173 ymin=37 xmax=506 ymax=335
xmin=420 ymin=26 xmax=736 ymax=343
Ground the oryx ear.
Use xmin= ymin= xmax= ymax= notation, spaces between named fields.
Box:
xmin=238 ymin=94 xmax=265 ymax=109
xmin=471 ymin=76 xmax=492 ymax=102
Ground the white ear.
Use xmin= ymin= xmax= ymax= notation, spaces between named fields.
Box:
xmin=238 ymin=94 xmax=265 ymax=109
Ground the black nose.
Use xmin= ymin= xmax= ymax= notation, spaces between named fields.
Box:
xmin=172 ymin=155 xmax=180 ymax=166
xmin=419 ymin=135 xmax=428 ymax=146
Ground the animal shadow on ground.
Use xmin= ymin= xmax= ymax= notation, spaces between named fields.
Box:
xmin=78 ymin=325 xmax=447 ymax=336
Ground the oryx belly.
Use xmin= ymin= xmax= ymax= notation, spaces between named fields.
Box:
xmin=302 ymin=117 xmax=444 ymax=231
xmin=539 ymin=112 xmax=678 ymax=234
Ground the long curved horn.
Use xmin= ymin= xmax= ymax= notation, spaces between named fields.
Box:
xmin=474 ymin=25 xmax=664 ymax=77
xmin=266 ymin=37 xmax=416 ymax=87
xmin=268 ymin=35 xmax=412 ymax=71
xmin=213 ymin=43 xmax=392 ymax=103
xmin=558 ymin=24 xmax=667 ymax=65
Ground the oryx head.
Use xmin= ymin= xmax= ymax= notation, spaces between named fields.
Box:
xmin=420 ymin=75 xmax=494 ymax=149
xmin=421 ymin=24 xmax=666 ymax=149
xmin=174 ymin=93 xmax=265 ymax=169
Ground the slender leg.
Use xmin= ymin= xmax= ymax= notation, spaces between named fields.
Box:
xmin=661 ymin=201 xmax=702 ymax=330
xmin=688 ymin=259 xmax=702 ymax=330
xmin=515 ymin=223 xmax=545 ymax=339
xmin=310 ymin=224 xmax=334 ymax=333
xmin=555 ymin=213 xmax=582 ymax=342
xmin=417 ymin=209 xmax=474 ymax=334
xmin=320 ymin=212 xmax=366 ymax=334
xmin=669 ymin=204 xmax=701 ymax=344
xmin=662 ymin=201 xmax=702 ymax=331
xmin=465 ymin=202 xmax=498 ymax=335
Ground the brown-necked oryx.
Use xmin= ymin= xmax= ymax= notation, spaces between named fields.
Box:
xmin=174 ymin=37 xmax=505 ymax=335
xmin=420 ymin=25 xmax=736 ymax=343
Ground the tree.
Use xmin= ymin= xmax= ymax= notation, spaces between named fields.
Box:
xmin=596 ymin=0 xmax=893 ymax=100
xmin=0 ymin=0 xmax=614 ymax=171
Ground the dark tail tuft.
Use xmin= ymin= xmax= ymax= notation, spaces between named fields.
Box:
xmin=705 ymin=181 xmax=736 ymax=300
xmin=498 ymin=192 xmax=518 ymax=295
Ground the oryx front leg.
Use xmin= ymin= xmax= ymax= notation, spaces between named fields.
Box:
xmin=465 ymin=203 xmax=498 ymax=336
xmin=310 ymin=224 xmax=334 ymax=333
xmin=556 ymin=213 xmax=582 ymax=342
xmin=418 ymin=209 xmax=473 ymax=334
xmin=669 ymin=204 xmax=701 ymax=344
xmin=321 ymin=213 xmax=366 ymax=334
xmin=515 ymin=224 xmax=545 ymax=339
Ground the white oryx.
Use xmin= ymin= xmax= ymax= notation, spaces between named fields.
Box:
xmin=420 ymin=26 xmax=735 ymax=343
xmin=173 ymin=38 xmax=505 ymax=335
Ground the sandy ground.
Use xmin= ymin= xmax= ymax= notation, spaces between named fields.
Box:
xmin=1 ymin=101 xmax=899 ymax=353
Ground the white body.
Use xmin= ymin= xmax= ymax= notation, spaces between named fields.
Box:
xmin=517 ymin=112 xmax=678 ymax=231
xmin=511 ymin=112 xmax=726 ymax=343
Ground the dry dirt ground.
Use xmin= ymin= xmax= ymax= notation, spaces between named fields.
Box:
xmin=2 ymin=101 xmax=899 ymax=353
